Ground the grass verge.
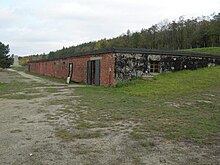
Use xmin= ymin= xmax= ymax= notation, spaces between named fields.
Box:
xmin=27 ymin=72 xmax=66 ymax=84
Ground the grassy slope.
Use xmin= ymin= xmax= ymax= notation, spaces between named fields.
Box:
xmin=75 ymin=66 xmax=220 ymax=143
xmin=117 ymin=67 xmax=220 ymax=99
xmin=181 ymin=47 xmax=220 ymax=54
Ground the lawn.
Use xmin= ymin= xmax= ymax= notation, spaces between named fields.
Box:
xmin=74 ymin=66 xmax=220 ymax=144
xmin=181 ymin=47 xmax=220 ymax=54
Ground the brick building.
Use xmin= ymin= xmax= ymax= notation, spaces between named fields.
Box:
xmin=29 ymin=48 xmax=220 ymax=86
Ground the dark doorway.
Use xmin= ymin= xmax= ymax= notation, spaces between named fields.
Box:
xmin=68 ymin=63 xmax=73 ymax=80
xmin=87 ymin=60 xmax=100 ymax=85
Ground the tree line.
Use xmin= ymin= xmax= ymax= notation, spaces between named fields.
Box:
xmin=20 ymin=13 xmax=220 ymax=63
xmin=18 ymin=54 xmax=47 ymax=66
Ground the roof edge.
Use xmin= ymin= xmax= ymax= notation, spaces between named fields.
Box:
xmin=29 ymin=47 xmax=220 ymax=63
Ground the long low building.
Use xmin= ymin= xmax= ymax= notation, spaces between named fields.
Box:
xmin=28 ymin=48 xmax=220 ymax=86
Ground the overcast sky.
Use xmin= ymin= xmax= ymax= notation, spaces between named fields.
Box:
xmin=0 ymin=0 xmax=219 ymax=56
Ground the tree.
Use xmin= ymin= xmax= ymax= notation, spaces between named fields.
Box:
xmin=94 ymin=39 xmax=109 ymax=49
xmin=0 ymin=42 xmax=13 ymax=68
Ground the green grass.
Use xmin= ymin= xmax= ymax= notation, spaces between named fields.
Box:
xmin=181 ymin=47 xmax=220 ymax=54
xmin=0 ymin=93 xmax=43 ymax=100
xmin=28 ymin=72 xmax=66 ymax=84
xmin=10 ymin=66 xmax=67 ymax=84
xmin=55 ymin=128 xmax=103 ymax=140
xmin=74 ymin=66 xmax=220 ymax=144
xmin=75 ymin=121 xmax=109 ymax=129
xmin=11 ymin=65 xmax=27 ymax=72
xmin=44 ymin=87 xmax=59 ymax=93
xmin=0 ymin=70 xmax=45 ymax=99
xmin=116 ymin=66 xmax=220 ymax=99
xmin=0 ymin=81 xmax=43 ymax=96
xmin=139 ymin=140 xmax=155 ymax=148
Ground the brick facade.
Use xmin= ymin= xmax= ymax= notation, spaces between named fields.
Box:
xmin=29 ymin=53 xmax=115 ymax=86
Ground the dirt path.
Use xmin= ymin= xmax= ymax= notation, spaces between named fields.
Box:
xmin=7 ymin=69 xmax=84 ymax=88
xmin=0 ymin=70 xmax=85 ymax=164
xmin=7 ymin=69 xmax=66 ymax=85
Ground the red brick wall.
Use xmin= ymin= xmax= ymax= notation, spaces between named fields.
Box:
xmin=29 ymin=53 xmax=115 ymax=86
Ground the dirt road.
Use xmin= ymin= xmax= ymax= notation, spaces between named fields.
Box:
xmin=0 ymin=70 xmax=84 ymax=164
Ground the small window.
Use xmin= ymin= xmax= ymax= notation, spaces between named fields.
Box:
xmin=150 ymin=61 xmax=160 ymax=73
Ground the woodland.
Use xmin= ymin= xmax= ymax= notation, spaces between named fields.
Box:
xmin=19 ymin=13 xmax=220 ymax=64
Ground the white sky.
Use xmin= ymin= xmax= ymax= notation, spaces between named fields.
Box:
xmin=0 ymin=0 xmax=219 ymax=56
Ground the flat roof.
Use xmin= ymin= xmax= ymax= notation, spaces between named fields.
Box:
xmin=29 ymin=48 xmax=220 ymax=63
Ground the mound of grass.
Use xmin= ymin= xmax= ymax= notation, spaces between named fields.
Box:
xmin=116 ymin=66 xmax=220 ymax=99
xmin=181 ymin=47 xmax=220 ymax=54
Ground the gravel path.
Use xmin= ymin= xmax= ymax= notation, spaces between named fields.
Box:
xmin=7 ymin=69 xmax=65 ymax=85
xmin=0 ymin=70 xmax=82 ymax=165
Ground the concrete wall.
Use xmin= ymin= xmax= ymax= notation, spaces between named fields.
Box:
xmin=114 ymin=53 xmax=149 ymax=81
xmin=114 ymin=53 xmax=220 ymax=81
